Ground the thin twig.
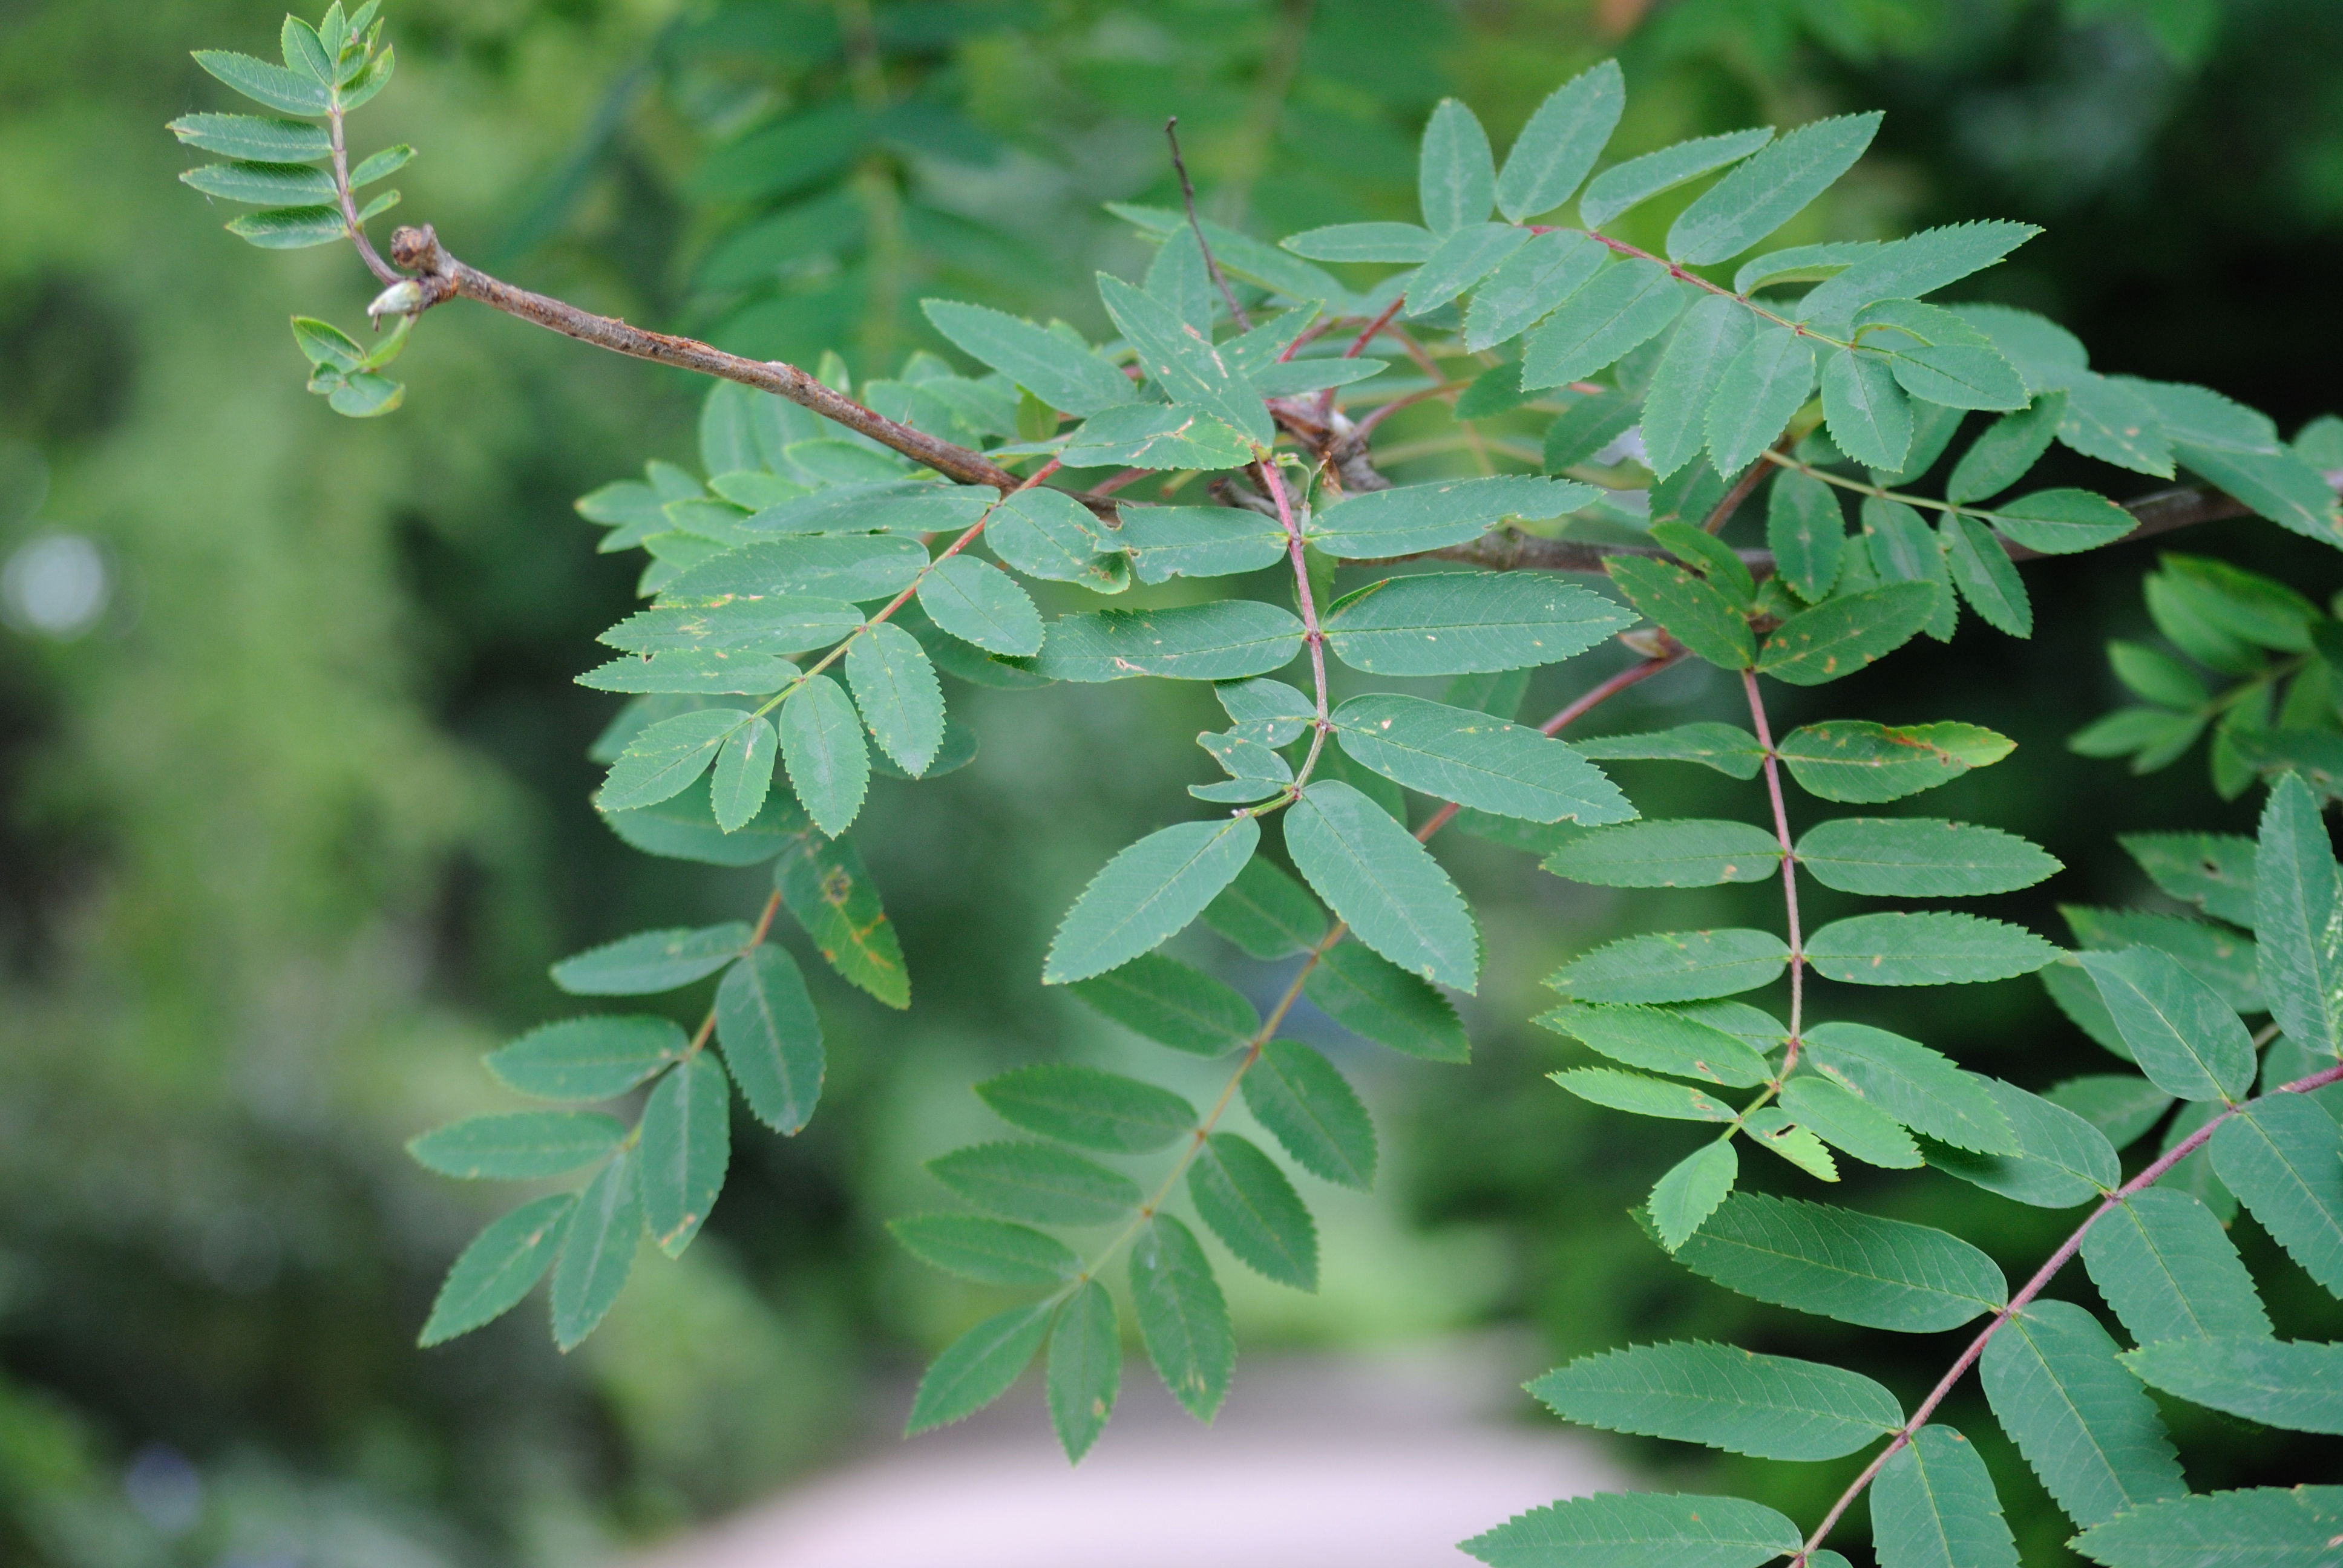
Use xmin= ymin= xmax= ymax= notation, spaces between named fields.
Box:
xmin=1166 ymin=118 xmax=1252 ymax=332
xmin=1742 ymin=671 xmax=1805 ymax=1056
xmin=387 ymin=226 xmax=1034 ymax=497
xmin=1700 ymin=436 xmax=1794 ymax=535
xmin=326 ymin=100 xmax=398 ymax=286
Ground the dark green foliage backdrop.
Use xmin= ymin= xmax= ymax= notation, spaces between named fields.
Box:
xmin=1 ymin=0 xmax=2338 ymax=1563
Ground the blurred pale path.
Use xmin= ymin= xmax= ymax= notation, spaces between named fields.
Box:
xmin=633 ymin=1343 xmax=1620 ymax=1568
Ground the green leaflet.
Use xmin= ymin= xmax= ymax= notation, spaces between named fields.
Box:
xmin=747 ymin=479 xmax=986 ymax=534
xmin=1795 ymin=817 xmax=2057 ymax=897
xmin=1216 ymin=676 xmax=1315 ymax=747
xmin=1757 ymin=583 xmax=1938 ymax=685
xmin=1733 ymin=239 xmax=1878 ymax=294
xmin=638 ymin=1053 xmax=731 ymax=1257
xmin=1116 ymin=507 xmax=1287 ymax=583
xmin=169 ymin=112 xmax=334 ymax=163
xmin=1034 ymin=603 xmax=1305 ymax=683
xmin=194 ymin=48 xmax=333 ymax=114
xmin=1305 ymin=940 xmax=1472 ymax=1062
xmin=1096 ymin=273 xmax=1270 ymax=445
xmin=2119 ymin=831 xmax=2259 ymax=926
xmin=601 ymin=596 xmax=863 ymax=656
xmin=2080 ymin=1187 xmax=2273 ymax=1345
xmin=975 ymin=1063 xmax=1197 ymax=1153
xmin=775 ymin=829 xmax=911 ymax=1008
xmin=551 ymin=921 xmax=752 ymax=995
xmin=408 ymin=1112 xmax=624 ymax=1180
xmin=1324 ymin=571 xmax=1631 ymax=676
xmin=1306 ymin=475 xmax=1593 ymax=559
xmin=1804 ymin=912 xmax=2057 ymax=986
xmin=549 ymin=1149 xmax=641 ymax=1351
xmin=1202 ymin=856 xmax=1325 ymax=959
xmin=1821 ymin=349 xmax=1914 ymax=471
xmin=1778 ymin=719 xmax=2013 ymax=803
xmin=1521 ymin=258 xmax=1688 ymax=390
xmin=487 ymin=1015 xmax=689 ymax=1101
xmin=1331 ymin=693 xmax=1633 ymax=825
xmin=605 ymin=774 xmax=805 ymax=865
xmin=1552 ymin=1067 xmax=1737 ymax=1123
xmin=1188 ymin=1132 xmax=1318 ymax=1290
xmin=1548 ymin=929 xmax=1791 ymax=1004
xmin=598 ymin=708 xmax=749 ymax=812
xmin=419 ymin=1195 xmax=575 ymax=1347
xmin=1947 ymin=395 xmax=2065 ymax=505
xmin=1545 ymin=820 xmax=1781 ymax=888
xmin=1640 ymin=296 xmax=1754 ymax=479
xmin=845 ymin=622 xmax=945 ymax=776
xmin=1281 ymin=221 xmax=1435 ymax=263
xmin=917 ymin=555 xmax=1043 ymax=656
xmin=1800 ymin=223 xmax=2041 ymax=332
xmin=1745 ymin=1109 xmax=1841 ymax=1182
xmin=1408 ymin=222 xmax=1532 ymax=316
xmin=1861 ymin=498 xmax=1955 ymax=642
xmin=1607 ymin=557 xmax=1754 ymax=670
xmin=2072 ymin=1486 xmax=2343 ymax=1568
xmin=1575 ymin=722 xmax=1768 ymax=779
xmin=1129 ymin=1215 xmax=1235 ymax=1422
xmin=579 ymin=648 xmax=798 ymax=697
xmin=1801 ymin=1022 xmax=2017 ymax=1154
xmin=780 ymin=673 xmax=870 ymax=836
xmin=1538 ymin=1002 xmax=1772 ymax=1088
xmin=1706 ymin=327 xmax=1818 ymax=477
xmin=888 ymin=1213 xmax=1080 ymax=1287
xmin=927 ymin=1140 xmax=1140 ymax=1226
xmin=1242 ymin=1039 xmax=1377 ymax=1190
xmin=1982 ymin=1300 xmax=2186 ymax=1529
xmin=2255 ymin=774 xmax=2343 ymax=1060
xmin=904 ymin=1301 xmax=1055 ymax=1435
xmin=1872 ymin=1425 xmax=2020 ymax=1568
xmin=1462 ymin=1490 xmax=1801 ymax=1568
xmin=1926 ymin=1077 xmax=2120 ymax=1207
xmin=1580 ymin=125 xmax=1776 ymax=229
xmin=2064 ymin=906 xmax=2264 ymax=1015
xmin=920 ymin=299 xmax=1135 ymax=415
xmin=1650 ymin=1141 xmax=1739 ymax=1252
xmin=2209 ymin=1094 xmax=2343 ymax=1296
xmin=1783 ymin=1076 xmax=1923 ymax=1168
xmin=1047 ymin=1279 xmax=1121 ymax=1463
xmin=2079 ymin=947 xmax=2256 ymax=1102
xmin=1286 ymin=780 xmax=1480 ymax=990
xmin=1070 ymin=953 xmax=1260 ymax=1056
xmin=661 ymin=535 xmax=931 ymax=605
xmin=1944 ymin=514 xmax=2033 ymax=637
xmin=986 ymin=486 xmax=1129 ymax=589
xmin=715 ymin=945 xmax=825 ymax=1134
xmin=1061 ymin=403 xmax=1253 ymax=474
xmin=1044 ymin=816 xmax=1260 ymax=986
xmin=1667 ymin=112 xmax=1881 ymax=265
xmin=1530 ymin=1339 xmax=1902 ymax=1461
xmin=1670 ymin=1194 xmax=2007 ymax=1331
xmin=2047 ymin=1074 xmax=2173 ymax=1148
xmin=2124 ymin=1336 xmax=2343 ymax=1435
xmin=1984 ymin=488 xmax=2138 ymax=555
xmin=1419 ymin=96 xmax=1497 ymax=234
xmin=1463 ymin=230 xmax=1609 ymax=352
xmin=711 ymin=716 xmax=779 ymax=831
xmin=1495 ymin=60 xmax=1623 ymax=220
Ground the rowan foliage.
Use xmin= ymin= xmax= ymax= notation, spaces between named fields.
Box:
xmin=180 ymin=9 xmax=2343 ymax=1563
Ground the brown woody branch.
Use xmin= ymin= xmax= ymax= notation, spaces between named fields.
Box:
xmin=388 ymin=224 xmax=1027 ymax=496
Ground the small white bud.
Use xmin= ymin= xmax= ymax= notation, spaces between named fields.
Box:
xmin=367 ymin=279 xmax=424 ymax=319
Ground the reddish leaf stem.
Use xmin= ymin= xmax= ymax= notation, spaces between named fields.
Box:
xmin=1741 ymin=670 xmax=1806 ymax=1054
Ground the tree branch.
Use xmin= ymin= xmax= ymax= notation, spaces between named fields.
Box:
xmin=387 ymin=224 xmax=1028 ymax=495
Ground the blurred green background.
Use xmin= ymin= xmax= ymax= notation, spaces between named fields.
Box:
xmin=2 ymin=0 xmax=2341 ymax=1562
